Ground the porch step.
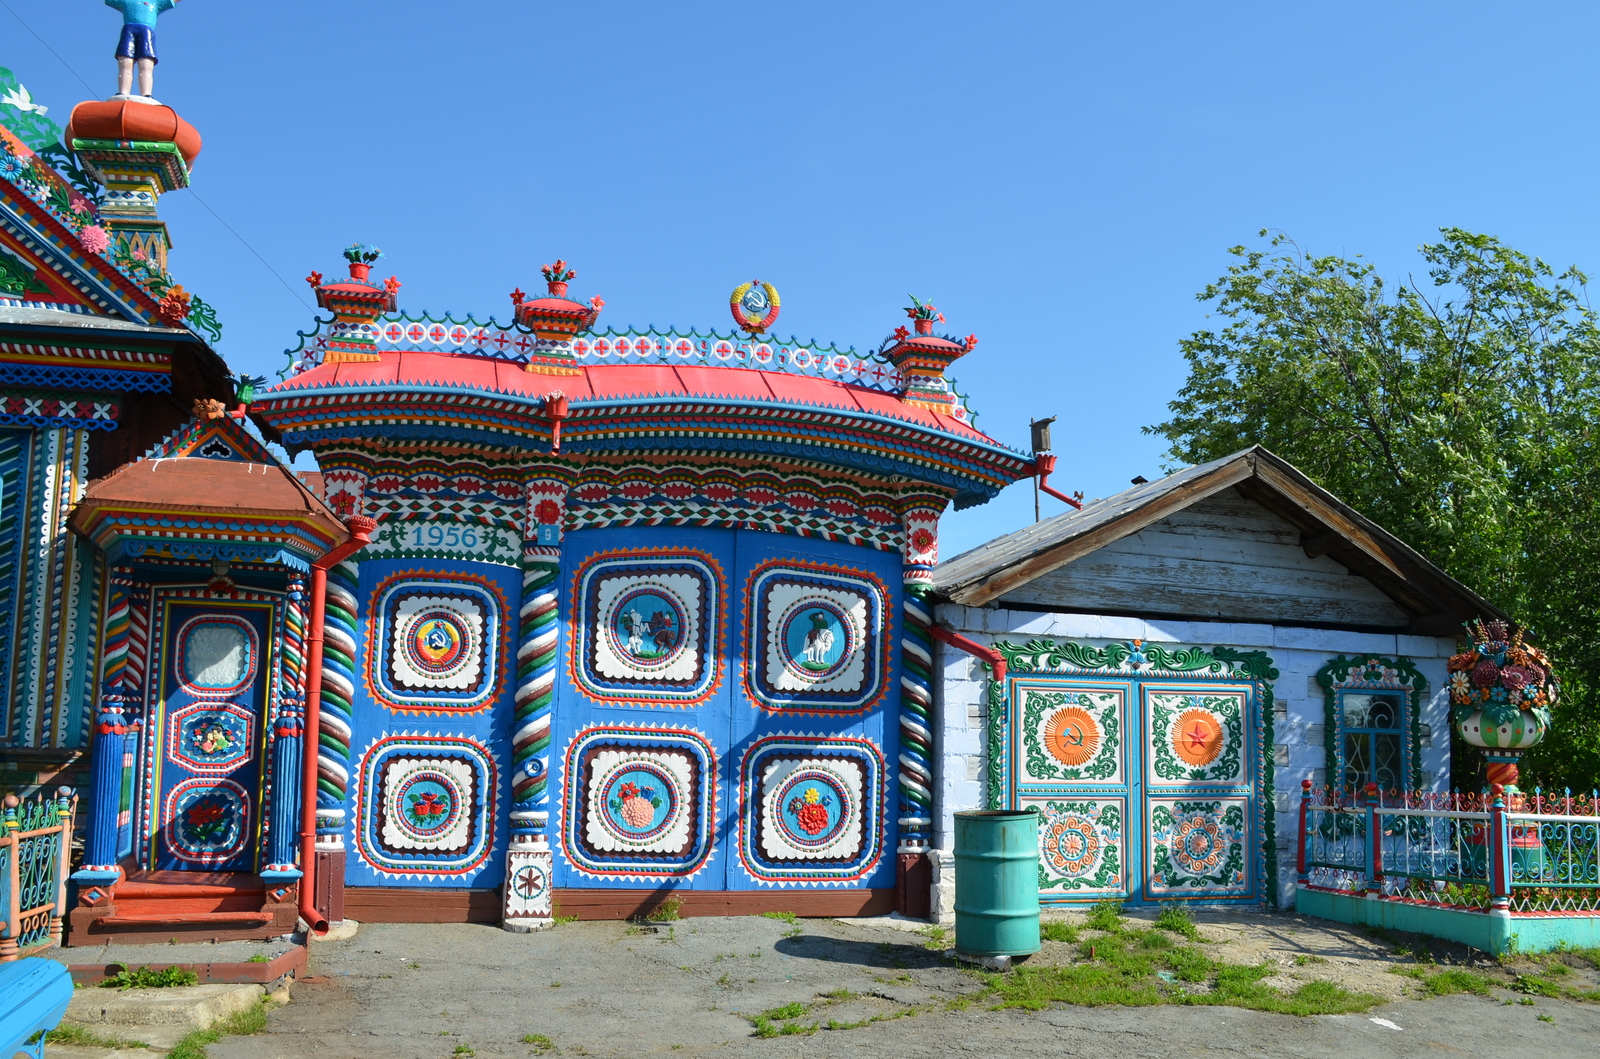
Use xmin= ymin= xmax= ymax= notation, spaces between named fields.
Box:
xmin=116 ymin=882 xmax=263 ymax=899
xmin=96 ymin=911 xmax=274 ymax=926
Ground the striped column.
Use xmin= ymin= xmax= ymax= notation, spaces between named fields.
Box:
xmin=76 ymin=570 xmax=135 ymax=880
xmin=896 ymin=497 xmax=943 ymax=918
xmin=316 ymin=561 xmax=360 ymax=852
xmin=503 ymin=474 xmax=567 ymax=931
xmin=264 ymin=577 xmax=307 ymax=876
xmin=117 ymin=582 xmax=150 ymax=860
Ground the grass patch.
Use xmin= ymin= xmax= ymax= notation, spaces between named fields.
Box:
xmin=165 ymin=1000 xmax=270 ymax=1059
xmin=1515 ymin=975 xmax=1564 ymax=998
xmin=979 ymin=933 xmax=1381 ymax=1017
xmin=647 ymin=896 xmax=683 ymax=922
xmin=551 ymin=915 xmax=579 ymax=925
xmin=1293 ymin=954 xmax=1327 ymax=966
xmin=1040 ymin=920 xmax=1079 ymax=944
xmin=1391 ymin=966 xmax=1493 ymax=997
xmin=760 ymin=910 xmax=799 ymax=925
xmin=522 ymin=1032 xmax=554 ymax=1051
xmin=1153 ymin=903 xmax=1199 ymax=939
xmin=1083 ymin=899 xmax=1125 ymax=933
xmin=246 ymin=953 xmax=270 ymax=964
xmin=45 ymin=1024 xmax=149 ymax=1049
xmin=750 ymin=1001 xmax=817 ymax=1038
xmin=918 ymin=924 xmax=950 ymax=950
xmin=101 ymin=965 xmax=200 ymax=990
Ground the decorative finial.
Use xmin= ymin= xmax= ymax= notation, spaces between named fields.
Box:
xmin=108 ymin=0 xmax=187 ymax=100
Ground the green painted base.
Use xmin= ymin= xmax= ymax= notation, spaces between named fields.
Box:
xmin=1296 ymin=887 xmax=1600 ymax=955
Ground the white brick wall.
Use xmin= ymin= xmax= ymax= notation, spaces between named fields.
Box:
xmin=930 ymin=605 xmax=1456 ymax=908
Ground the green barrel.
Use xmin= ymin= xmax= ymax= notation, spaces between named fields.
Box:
xmin=954 ymin=810 xmax=1041 ymax=957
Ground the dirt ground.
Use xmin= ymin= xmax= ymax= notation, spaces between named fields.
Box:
xmin=181 ymin=906 xmax=1600 ymax=1059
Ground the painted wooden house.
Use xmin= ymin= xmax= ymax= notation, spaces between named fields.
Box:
xmin=927 ymin=446 xmax=1506 ymax=913
xmin=245 ymin=269 xmax=1033 ymax=929
xmin=1 ymin=72 xmax=237 ymax=792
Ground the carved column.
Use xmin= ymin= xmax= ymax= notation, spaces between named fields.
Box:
xmin=503 ymin=474 xmax=568 ymax=931
xmin=75 ymin=571 xmax=136 ymax=881
xmin=896 ymin=497 xmax=943 ymax=918
xmin=313 ymin=560 xmax=360 ymax=923
xmin=263 ymin=577 xmax=307 ymax=877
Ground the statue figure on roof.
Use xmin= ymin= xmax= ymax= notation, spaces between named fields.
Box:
xmin=104 ymin=0 xmax=184 ymax=100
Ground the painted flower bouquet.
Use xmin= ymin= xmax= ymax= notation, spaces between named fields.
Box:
xmin=541 ymin=259 xmax=578 ymax=284
xmin=1448 ymin=620 xmax=1557 ymax=780
xmin=612 ymin=781 xmax=661 ymax=828
xmin=1447 ymin=619 xmax=1557 ymax=726
xmin=343 ymin=243 xmax=384 ymax=265
xmin=903 ymin=295 xmax=945 ymax=323
xmin=787 ymin=786 xmax=832 ymax=835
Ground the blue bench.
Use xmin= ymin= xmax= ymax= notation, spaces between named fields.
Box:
xmin=0 ymin=958 xmax=73 ymax=1059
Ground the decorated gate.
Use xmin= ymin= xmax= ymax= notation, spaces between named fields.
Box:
xmin=551 ymin=526 xmax=900 ymax=899
xmin=345 ymin=552 xmax=519 ymax=890
xmin=991 ymin=641 xmax=1277 ymax=905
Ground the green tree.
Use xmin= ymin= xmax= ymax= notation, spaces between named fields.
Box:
xmin=1147 ymin=228 xmax=1600 ymax=793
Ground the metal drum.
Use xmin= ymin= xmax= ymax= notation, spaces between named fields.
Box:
xmin=953 ymin=809 xmax=1041 ymax=957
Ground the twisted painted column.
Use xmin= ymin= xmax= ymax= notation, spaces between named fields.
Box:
xmin=503 ymin=473 xmax=568 ymax=931
xmin=316 ymin=561 xmax=360 ymax=852
xmin=512 ymin=548 xmax=559 ymax=839
xmin=264 ymin=577 xmax=308 ymax=876
xmin=76 ymin=571 xmax=135 ymax=880
xmin=898 ymin=583 xmax=935 ymax=850
xmin=895 ymin=497 xmax=943 ymax=918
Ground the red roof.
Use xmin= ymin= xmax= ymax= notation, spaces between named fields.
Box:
xmin=268 ymin=352 xmax=995 ymax=443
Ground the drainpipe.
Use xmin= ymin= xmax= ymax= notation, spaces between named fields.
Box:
xmin=930 ymin=625 xmax=1007 ymax=684
xmin=298 ymin=515 xmax=375 ymax=935
xmin=1032 ymin=453 xmax=1083 ymax=510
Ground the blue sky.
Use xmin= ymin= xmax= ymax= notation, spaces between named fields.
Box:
xmin=5 ymin=1 xmax=1598 ymax=557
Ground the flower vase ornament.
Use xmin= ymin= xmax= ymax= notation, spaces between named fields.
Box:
xmin=1447 ymin=619 xmax=1557 ymax=793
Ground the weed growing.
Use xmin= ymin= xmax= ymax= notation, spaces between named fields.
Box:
xmin=165 ymin=999 xmax=270 ymax=1059
xmin=1040 ymin=920 xmax=1079 ymax=944
xmin=101 ymin=965 xmax=200 ymax=990
xmin=44 ymin=1024 xmax=150 ymax=1049
xmin=1153 ymin=903 xmax=1199 ymax=939
xmin=918 ymin=923 xmax=950 ymax=950
xmin=647 ymin=897 xmax=683 ymax=922
xmin=1083 ymin=899 xmax=1125 ymax=933
xmin=760 ymin=910 xmax=799 ymax=925
xmin=980 ymin=932 xmax=1381 ymax=1017
xmin=1392 ymin=966 xmax=1495 ymax=997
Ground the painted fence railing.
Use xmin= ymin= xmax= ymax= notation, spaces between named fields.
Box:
xmin=1297 ymin=780 xmax=1600 ymax=915
xmin=0 ymin=788 xmax=76 ymax=959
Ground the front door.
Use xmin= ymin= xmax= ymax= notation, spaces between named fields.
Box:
xmin=1009 ymin=673 xmax=1260 ymax=905
xmin=149 ymin=601 xmax=274 ymax=872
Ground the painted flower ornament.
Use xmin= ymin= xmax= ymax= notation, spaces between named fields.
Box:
xmin=541 ymin=260 xmax=577 ymax=284
xmin=343 ymin=243 xmax=384 ymax=265
xmin=1447 ymin=619 xmax=1557 ymax=723
xmin=79 ymin=224 xmax=111 ymax=255
xmin=904 ymin=295 xmax=944 ymax=324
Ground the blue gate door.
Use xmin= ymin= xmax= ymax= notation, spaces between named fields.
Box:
xmin=727 ymin=532 xmax=899 ymax=893
xmin=552 ymin=526 xmax=732 ymax=890
xmin=550 ymin=526 xmax=899 ymax=898
xmin=150 ymin=601 xmax=274 ymax=872
xmin=345 ymin=557 xmax=518 ymax=890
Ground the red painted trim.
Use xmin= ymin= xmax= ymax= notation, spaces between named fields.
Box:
xmin=930 ymin=625 xmax=1006 ymax=684
xmin=297 ymin=516 xmax=375 ymax=935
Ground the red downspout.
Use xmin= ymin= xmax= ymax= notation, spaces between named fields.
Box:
xmin=931 ymin=625 xmax=1007 ymax=684
xmin=1032 ymin=453 xmax=1083 ymax=510
xmin=298 ymin=515 xmax=376 ymax=935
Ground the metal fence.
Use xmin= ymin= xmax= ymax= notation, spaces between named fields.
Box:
xmin=1297 ymin=780 xmax=1599 ymax=915
xmin=0 ymin=787 xmax=77 ymax=959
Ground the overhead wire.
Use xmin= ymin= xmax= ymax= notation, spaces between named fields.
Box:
xmin=0 ymin=0 xmax=313 ymax=312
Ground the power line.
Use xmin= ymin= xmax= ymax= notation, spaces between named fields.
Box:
xmin=1 ymin=0 xmax=313 ymax=313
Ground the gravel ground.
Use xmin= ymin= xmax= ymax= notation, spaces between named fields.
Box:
xmin=195 ymin=909 xmax=1599 ymax=1059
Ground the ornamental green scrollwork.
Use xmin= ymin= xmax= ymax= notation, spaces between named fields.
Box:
xmin=1150 ymin=799 xmax=1247 ymax=892
xmin=1316 ymin=654 xmax=1427 ymax=792
xmin=1021 ymin=689 xmax=1121 ymax=782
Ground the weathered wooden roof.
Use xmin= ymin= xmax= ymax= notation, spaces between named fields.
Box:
xmin=930 ymin=445 xmax=1505 ymax=635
